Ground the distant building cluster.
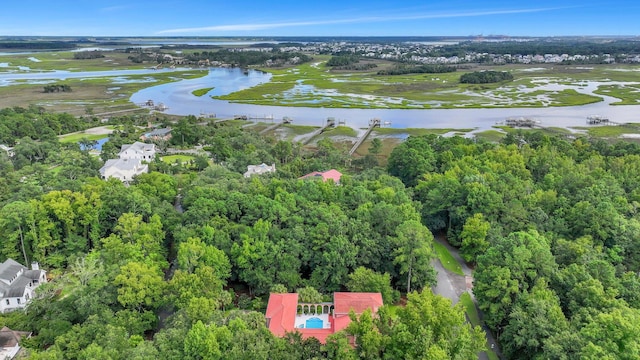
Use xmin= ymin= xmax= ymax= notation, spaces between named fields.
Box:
xmin=208 ymin=41 xmax=640 ymax=65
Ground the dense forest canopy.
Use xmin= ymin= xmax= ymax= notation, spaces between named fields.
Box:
xmin=389 ymin=132 xmax=640 ymax=359
xmin=430 ymin=39 xmax=640 ymax=57
xmin=0 ymin=107 xmax=484 ymax=359
xmin=377 ymin=64 xmax=457 ymax=76
xmin=185 ymin=49 xmax=312 ymax=67
xmin=0 ymin=41 xmax=76 ymax=50
xmin=459 ymin=70 xmax=514 ymax=84
xmin=1 ymin=105 xmax=640 ymax=358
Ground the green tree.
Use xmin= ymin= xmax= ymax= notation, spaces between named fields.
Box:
xmin=296 ymin=286 xmax=323 ymax=303
xmin=114 ymin=261 xmax=166 ymax=310
xmin=346 ymin=267 xmax=397 ymax=304
xmin=474 ymin=230 xmax=557 ymax=330
xmin=177 ymin=236 xmax=231 ymax=281
xmin=459 ymin=213 xmax=490 ymax=263
xmin=0 ymin=200 xmax=35 ymax=264
xmin=501 ymin=280 xmax=569 ymax=360
xmin=393 ymin=220 xmax=435 ymax=293
xmin=184 ymin=321 xmax=222 ymax=360
xmin=392 ymin=290 xmax=486 ymax=359
xmin=387 ymin=136 xmax=436 ymax=187
xmin=368 ymin=138 xmax=382 ymax=156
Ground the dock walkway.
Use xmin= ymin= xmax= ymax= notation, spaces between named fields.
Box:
xmin=301 ymin=118 xmax=336 ymax=145
xmin=348 ymin=118 xmax=381 ymax=155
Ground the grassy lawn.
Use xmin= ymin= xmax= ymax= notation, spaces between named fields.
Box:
xmin=459 ymin=292 xmax=500 ymax=360
xmin=58 ymin=133 xmax=108 ymax=143
xmin=487 ymin=350 xmax=499 ymax=360
xmin=434 ymin=242 xmax=464 ymax=276
xmin=474 ymin=130 xmax=506 ymax=142
xmin=459 ymin=292 xmax=480 ymax=327
xmin=161 ymin=155 xmax=195 ymax=165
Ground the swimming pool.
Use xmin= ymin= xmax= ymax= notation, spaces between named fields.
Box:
xmin=305 ymin=317 xmax=324 ymax=329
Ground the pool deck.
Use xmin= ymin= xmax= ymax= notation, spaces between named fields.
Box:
xmin=294 ymin=314 xmax=331 ymax=329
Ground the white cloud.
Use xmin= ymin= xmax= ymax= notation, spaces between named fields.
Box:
xmin=100 ymin=5 xmax=131 ymax=12
xmin=158 ymin=7 xmax=565 ymax=34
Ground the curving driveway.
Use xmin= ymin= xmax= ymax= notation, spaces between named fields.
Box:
xmin=431 ymin=235 xmax=502 ymax=360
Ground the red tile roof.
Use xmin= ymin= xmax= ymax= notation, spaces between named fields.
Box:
xmin=299 ymin=169 xmax=342 ymax=183
xmin=333 ymin=292 xmax=384 ymax=316
xmin=265 ymin=292 xmax=383 ymax=344
xmin=265 ymin=293 xmax=299 ymax=337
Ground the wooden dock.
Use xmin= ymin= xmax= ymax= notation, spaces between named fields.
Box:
xmin=349 ymin=118 xmax=381 ymax=156
xmin=259 ymin=117 xmax=293 ymax=135
xmin=587 ymin=115 xmax=610 ymax=125
xmin=502 ymin=117 xmax=538 ymax=128
xmin=301 ymin=118 xmax=336 ymax=145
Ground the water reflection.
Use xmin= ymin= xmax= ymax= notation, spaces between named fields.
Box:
xmin=130 ymin=68 xmax=640 ymax=132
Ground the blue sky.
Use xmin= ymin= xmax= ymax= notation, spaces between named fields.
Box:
xmin=1 ymin=1 xmax=638 ymax=37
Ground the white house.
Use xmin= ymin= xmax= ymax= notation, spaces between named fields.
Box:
xmin=0 ymin=326 xmax=31 ymax=360
xmin=99 ymin=142 xmax=155 ymax=183
xmin=244 ymin=163 xmax=276 ymax=178
xmin=0 ymin=259 xmax=46 ymax=313
xmin=99 ymin=158 xmax=149 ymax=183
xmin=119 ymin=142 xmax=156 ymax=161
xmin=0 ymin=145 xmax=14 ymax=158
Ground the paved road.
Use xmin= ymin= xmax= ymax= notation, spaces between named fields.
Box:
xmin=431 ymin=235 xmax=502 ymax=360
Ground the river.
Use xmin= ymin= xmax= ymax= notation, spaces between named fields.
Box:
xmin=2 ymin=62 xmax=638 ymax=132
xmin=130 ymin=67 xmax=640 ymax=133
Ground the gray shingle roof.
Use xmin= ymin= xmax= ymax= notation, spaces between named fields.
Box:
xmin=0 ymin=259 xmax=24 ymax=283
xmin=144 ymin=128 xmax=172 ymax=137
xmin=0 ymin=259 xmax=45 ymax=299
xmin=0 ymin=326 xmax=30 ymax=348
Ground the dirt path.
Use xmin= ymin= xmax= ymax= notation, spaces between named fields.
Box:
xmin=431 ymin=235 xmax=502 ymax=360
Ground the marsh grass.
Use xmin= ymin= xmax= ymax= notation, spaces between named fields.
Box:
xmin=374 ymin=128 xmax=472 ymax=136
xmin=192 ymin=87 xmax=214 ymax=96
xmin=474 ymin=130 xmax=507 ymax=142
xmin=574 ymin=124 xmax=640 ymax=137
xmin=594 ymin=84 xmax=640 ymax=105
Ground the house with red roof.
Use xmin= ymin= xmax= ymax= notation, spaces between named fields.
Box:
xmin=265 ymin=292 xmax=383 ymax=344
xmin=298 ymin=169 xmax=342 ymax=184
